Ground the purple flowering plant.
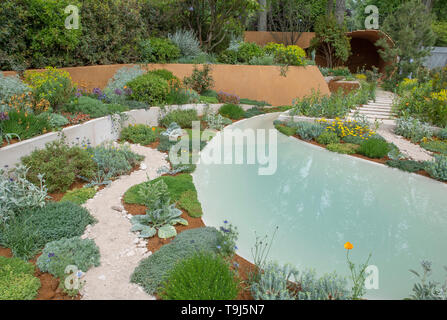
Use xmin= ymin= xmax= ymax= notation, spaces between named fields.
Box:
xmin=217 ymin=220 xmax=239 ymax=258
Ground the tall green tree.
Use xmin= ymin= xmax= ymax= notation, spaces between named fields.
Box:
xmin=376 ymin=0 xmax=436 ymax=81
xmin=177 ymin=0 xmax=259 ymax=52
xmin=310 ymin=14 xmax=351 ymax=68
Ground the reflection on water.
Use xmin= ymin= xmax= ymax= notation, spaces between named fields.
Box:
xmin=193 ymin=114 xmax=447 ymax=299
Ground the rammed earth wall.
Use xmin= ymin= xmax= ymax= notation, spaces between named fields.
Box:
xmin=3 ymin=64 xmax=330 ymax=107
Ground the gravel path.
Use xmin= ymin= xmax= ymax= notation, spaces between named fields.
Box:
xmin=80 ymin=143 xmax=169 ymax=300
xmin=377 ymin=127 xmax=434 ymax=162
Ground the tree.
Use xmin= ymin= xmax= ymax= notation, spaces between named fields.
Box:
xmin=257 ymin=0 xmax=267 ymax=31
xmin=267 ymin=0 xmax=315 ymax=45
xmin=335 ymin=0 xmax=346 ymax=26
xmin=177 ymin=0 xmax=259 ymax=52
xmin=310 ymin=14 xmax=351 ymax=68
xmin=376 ymin=0 xmax=436 ymax=81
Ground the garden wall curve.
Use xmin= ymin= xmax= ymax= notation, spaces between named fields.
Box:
xmin=0 ymin=104 xmax=250 ymax=169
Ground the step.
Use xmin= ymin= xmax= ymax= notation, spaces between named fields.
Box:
xmin=354 ymin=109 xmax=392 ymax=115
xmin=361 ymin=106 xmax=393 ymax=111
xmin=357 ymin=106 xmax=393 ymax=111
xmin=348 ymin=114 xmax=392 ymax=120
xmin=369 ymin=100 xmax=394 ymax=105
xmin=359 ymin=107 xmax=392 ymax=113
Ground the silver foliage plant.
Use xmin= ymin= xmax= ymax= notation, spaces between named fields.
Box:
xmin=297 ymin=269 xmax=349 ymax=300
xmin=395 ymin=116 xmax=434 ymax=142
xmin=131 ymin=179 xmax=188 ymax=239
xmin=0 ymin=165 xmax=48 ymax=224
xmin=0 ymin=72 xmax=31 ymax=112
xmin=251 ymin=262 xmax=299 ymax=300
xmin=104 ymin=66 xmax=145 ymax=101
xmin=410 ymin=260 xmax=447 ymax=300
xmin=168 ymin=29 xmax=203 ymax=59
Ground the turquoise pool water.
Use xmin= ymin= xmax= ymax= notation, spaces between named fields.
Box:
xmin=193 ymin=114 xmax=447 ymax=300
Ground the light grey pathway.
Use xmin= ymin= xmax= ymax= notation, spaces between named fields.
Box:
xmin=80 ymin=143 xmax=169 ymax=300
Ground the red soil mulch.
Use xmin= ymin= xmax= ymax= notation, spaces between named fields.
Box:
xmin=1 ymin=138 xmax=20 ymax=148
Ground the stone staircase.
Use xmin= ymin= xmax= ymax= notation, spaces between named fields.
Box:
xmin=348 ymin=90 xmax=396 ymax=121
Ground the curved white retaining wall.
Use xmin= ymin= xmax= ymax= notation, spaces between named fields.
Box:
xmin=0 ymin=104 xmax=254 ymax=169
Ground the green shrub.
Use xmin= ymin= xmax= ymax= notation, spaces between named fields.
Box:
xmin=420 ymin=140 xmax=447 ymax=154
xmin=239 ymin=98 xmax=270 ymax=107
xmin=291 ymin=86 xmax=373 ymax=118
xmin=386 ymin=160 xmax=426 ymax=173
xmin=264 ymin=43 xmax=307 ymax=66
xmin=275 ymin=124 xmax=296 ymax=137
xmin=160 ymin=252 xmax=238 ymax=300
xmin=0 ymin=256 xmax=40 ymax=300
xmin=131 ymin=227 xmax=221 ymax=295
xmin=217 ymin=49 xmax=239 ymax=64
xmin=177 ymin=52 xmax=218 ymax=64
xmin=395 ymin=117 xmax=434 ymax=142
xmin=88 ymin=142 xmax=144 ymax=178
xmin=218 ymin=104 xmax=245 ymax=120
xmin=1 ymin=202 xmax=95 ymax=260
xmin=61 ymin=187 xmax=97 ymax=205
xmin=62 ymin=96 xmax=128 ymax=118
xmin=200 ymin=96 xmax=219 ymax=104
xmin=157 ymin=134 xmax=176 ymax=152
xmin=248 ymin=54 xmax=275 ymax=66
xmin=326 ymin=143 xmax=360 ymax=155
xmin=244 ymin=107 xmax=264 ymax=118
xmin=236 ymin=42 xmax=264 ymax=64
xmin=436 ymin=127 xmax=447 ymax=140
xmin=127 ymin=73 xmax=170 ymax=106
xmin=139 ymin=38 xmax=180 ymax=63
xmin=0 ymin=110 xmax=51 ymax=141
xmin=124 ymin=174 xmax=201 ymax=218
xmin=148 ymin=69 xmax=178 ymax=82
xmin=37 ymin=112 xmax=68 ymax=128
xmin=357 ymin=138 xmax=390 ymax=158
xmin=177 ymin=190 xmax=203 ymax=218
xmin=316 ymin=131 xmax=340 ymax=145
xmin=160 ymin=109 xmax=199 ymax=129
xmin=24 ymin=67 xmax=73 ymax=110
xmin=295 ymin=122 xmax=324 ymax=141
xmin=120 ymin=124 xmax=161 ymax=145
xmin=37 ymin=237 xmax=100 ymax=278
xmin=21 ymin=140 xmax=97 ymax=193
xmin=341 ymin=135 xmax=364 ymax=145
xmin=183 ymin=64 xmax=214 ymax=94
xmin=425 ymin=155 xmax=447 ymax=181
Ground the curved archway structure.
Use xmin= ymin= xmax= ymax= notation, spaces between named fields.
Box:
xmin=345 ymin=30 xmax=394 ymax=73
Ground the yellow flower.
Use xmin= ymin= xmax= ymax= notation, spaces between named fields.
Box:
xmin=344 ymin=242 xmax=353 ymax=250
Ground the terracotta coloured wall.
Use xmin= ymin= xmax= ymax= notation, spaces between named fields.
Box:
xmin=3 ymin=64 xmax=329 ymax=106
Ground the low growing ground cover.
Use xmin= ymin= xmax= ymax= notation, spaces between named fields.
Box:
xmin=124 ymin=174 xmax=202 ymax=218
xmin=131 ymin=227 xmax=221 ymax=295
xmin=0 ymin=256 xmax=40 ymax=300
xmin=290 ymin=80 xmax=376 ymax=119
xmin=274 ymin=118 xmax=447 ymax=182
